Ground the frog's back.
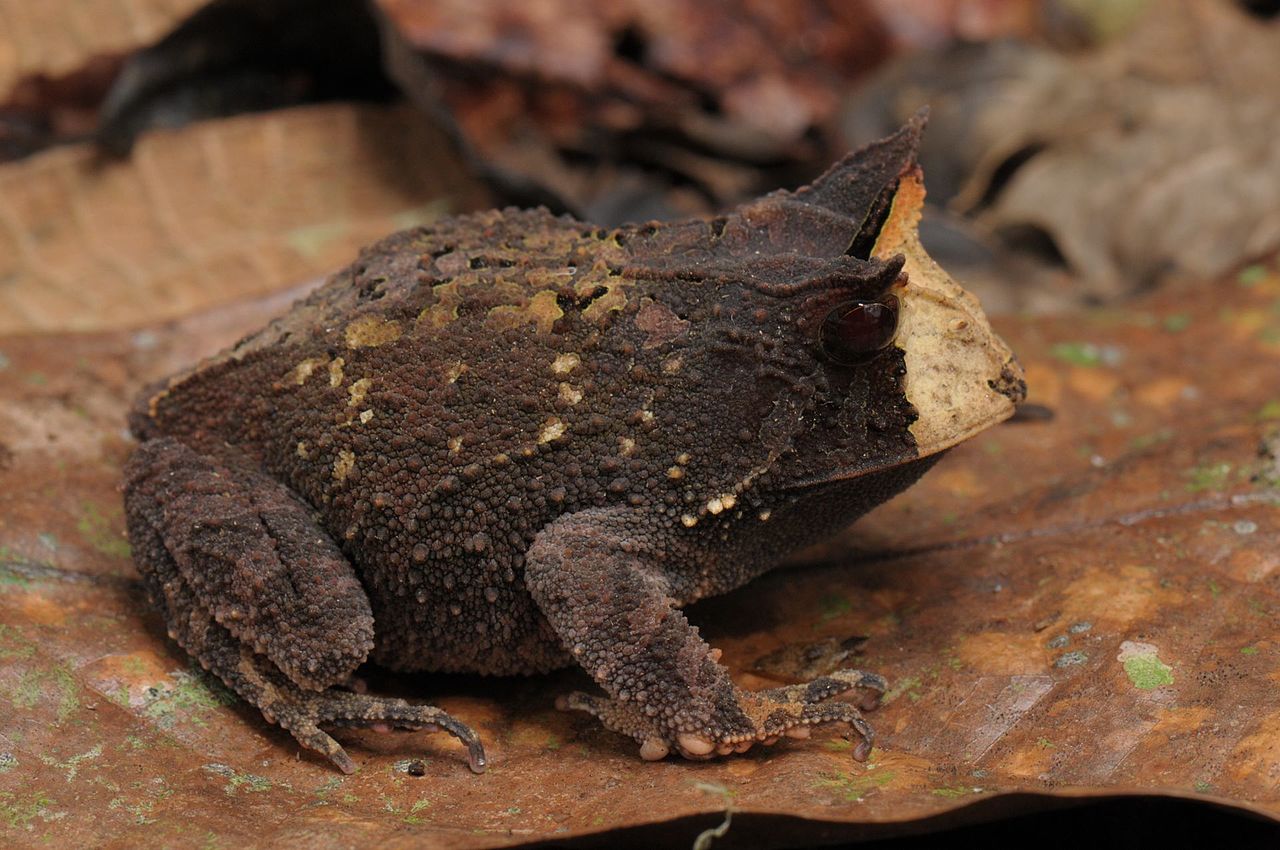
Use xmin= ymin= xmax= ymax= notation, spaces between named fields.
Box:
xmin=132 ymin=207 xmax=628 ymax=445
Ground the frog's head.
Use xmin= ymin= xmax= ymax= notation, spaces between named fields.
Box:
xmin=622 ymin=111 xmax=1025 ymax=494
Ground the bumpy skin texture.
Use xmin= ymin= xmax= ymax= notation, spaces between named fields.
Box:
xmin=123 ymin=116 xmax=1019 ymax=772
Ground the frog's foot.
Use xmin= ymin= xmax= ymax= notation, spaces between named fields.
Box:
xmin=558 ymin=669 xmax=886 ymax=762
xmin=264 ymin=687 xmax=487 ymax=775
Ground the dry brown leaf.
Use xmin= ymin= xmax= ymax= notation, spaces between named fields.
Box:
xmin=1 ymin=240 xmax=1278 ymax=845
xmin=0 ymin=0 xmax=203 ymax=96
xmin=0 ymin=102 xmax=490 ymax=334
xmin=376 ymin=0 xmax=894 ymax=220
xmin=845 ymin=0 xmax=1280 ymax=305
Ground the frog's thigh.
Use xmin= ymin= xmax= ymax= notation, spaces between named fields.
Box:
xmin=524 ymin=508 xmax=751 ymax=742
xmin=123 ymin=437 xmax=374 ymax=691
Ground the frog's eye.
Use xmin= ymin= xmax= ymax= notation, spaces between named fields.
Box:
xmin=820 ymin=295 xmax=899 ymax=365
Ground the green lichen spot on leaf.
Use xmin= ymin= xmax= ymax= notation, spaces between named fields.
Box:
xmin=1238 ymin=264 xmax=1268 ymax=287
xmin=0 ymin=625 xmax=36 ymax=659
xmin=1240 ymin=646 xmax=1260 ymax=655
xmin=1129 ymin=428 xmax=1174 ymax=451
xmin=7 ymin=667 xmax=80 ymax=721
xmin=202 ymin=763 xmax=273 ymax=796
xmin=1123 ymin=654 xmax=1174 ymax=690
xmin=77 ymin=501 xmax=131 ymax=559
xmin=0 ymin=561 xmax=32 ymax=591
xmin=142 ymin=669 xmax=236 ymax=729
xmin=1049 ymin=341 xmax=1105 ymax=367
xmin=1257 ymin=400 xmax=1280 ymax=421
xmin=818 ymin=594 xmax=852 ymax=622
xmin=0 ymin=752 xmax=16 ymax=773
xmin=814 ymin=768 xmax=895 ymax=803
xmin=39 ymin=743 xmax=103 ymax=783
xmin=1162 ymin=313 xmax=1192 ymax=332
xmin=931 ymin=785 xmax=980 ymax=798
xmin=0 ymin=791 xmax=61 ymax=830
xmin=883 ymin=675 xmax=923 ymax=705
xmin=1184 ymin=462 xmax=1232 ymax=493
xmin=1036 ymin=737 xmax=1055 ymax=749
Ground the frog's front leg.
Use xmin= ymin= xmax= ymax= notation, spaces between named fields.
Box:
xmin=123 ymin=437 xmax=485 ymax=773
xmin=525 ymin=508 xmax=886 ymax=761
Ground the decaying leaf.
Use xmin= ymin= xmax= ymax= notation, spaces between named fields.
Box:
xmin=843 ymin=0 xmax=1280 ymax=307
xmin=0 ymin=0 xmax=203 ymax=98
xmin=1 ymin=244 xmax=1277 ymax=845
xmin=375 ymin=0 xmax=895 ymax=220
xmin=0 ymin=102 xmax=489 ymax=335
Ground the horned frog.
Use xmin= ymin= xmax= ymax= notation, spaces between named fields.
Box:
xmin=124 ymin=114 xmax=1025 ymax=773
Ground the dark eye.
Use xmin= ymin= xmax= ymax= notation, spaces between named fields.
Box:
xmin=820 ymin=295 xmax=900 ymax=364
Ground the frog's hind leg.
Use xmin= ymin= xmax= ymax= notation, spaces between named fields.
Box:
xmin=123 ymin=437 xmax=485 ymax=773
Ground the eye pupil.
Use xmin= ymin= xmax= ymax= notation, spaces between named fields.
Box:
xmin=821 ymin=296 xmax=899 ymax=364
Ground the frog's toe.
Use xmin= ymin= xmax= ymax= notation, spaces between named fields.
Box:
xmin=274 ymin=689 xmax=486 ymax=773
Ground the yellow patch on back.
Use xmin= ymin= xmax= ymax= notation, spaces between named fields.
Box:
xmin=539 ymin=417 xmax=568 ymax=443
xmin=419 ymin=281 xmax=461 ymax=327
xmin=578 ymin=274 xmax=630 ymax=322
xmin=333 ymin=450 xmax=356 ymax=481
xmin=287 ymin=357 xmax=329 ymax=385
xmin=551 ymin=353 xmax=581 ymax=375
xmin=345 ymin=315 xmax=402 ymax=349
xmin=347 ymin=378 xmax=372 ymax=408
xmin=558 ymin=382 xmax=583 ymax=405
xmin=487 ymin=289 xmax=564 ymax=334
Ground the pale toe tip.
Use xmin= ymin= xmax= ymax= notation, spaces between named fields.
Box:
xmin=677 ymin=734 xmax=716 ymax=756
xmin=639 ymin=739 xmax=670 ymax=761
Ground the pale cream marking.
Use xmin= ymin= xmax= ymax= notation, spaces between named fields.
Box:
xmin=578 ymin=275 xmax=630 ymax=322
xmin=558 ymin=382 xmax=583 ymax=405
xmin=328 ymin=357 xmax=345 ymax=388
xmin=359 ymin=409 xmax=374 ymax=424
xmin=333 ymin=450 xmax=356 ymax=481
xmin=296 ymin=441 xmax=309 ymax=459
xmin=618 ymin=436 xmax=636 ymax=456
xmin=661 ymin=355 xmax=683 ymax=374
xmin=344 ymin=315 xmax=402 ymax=349
xmin=551 ymin=353 xmax=581 ymax=375
xmin=287 ymin=357 xmax=328 ymax=386
xmin=675 ymin=452 xmax=691 ymax=465
xmin=347 ymin=377 xmax=372 ymax=408
xmin=487 ymin=289 xmax=564 ymax=334
xmin=758 ymin=509 xmax=772 ymax=521
xmin=448 ymin=436 xmax=463 ymax=454
xmin=539 ymin=417 xmax=567 ymax=444
xmin=445 ymin=360 xmax=469 ymax=383
xmin=681 ymin=514 xmax=698 ymax=528
xmin=419 ymin=280 xmax=461 ymax=328
xmin=666 ymin=466 xmax=685 ymax=480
